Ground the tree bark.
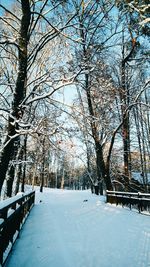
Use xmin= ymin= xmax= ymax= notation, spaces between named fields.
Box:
xmin=21 ymin=135 xmax=27 ymax=192
xmin=120 ymin=35 xmax=136 ymax=187
xmin=6 ymin=165 xmax=15 ymax=197
xmin=0 ymin=0 xmax=31 ymax=194
xmin=79 ymin=13 xmax=113 ymax=193
xmin=121 ymin=59 xmax=130 ymax=184
xmin=40 ymin=136 xmax=45 ymax=193
xmin=85 ymin=74 xmax=113 ymax=193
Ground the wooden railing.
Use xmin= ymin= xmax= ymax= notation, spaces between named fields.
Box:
xmin=0 ymin=191 xmax=35 ymax=266
xmin=106 ymin=190 xmax=150 ymax=214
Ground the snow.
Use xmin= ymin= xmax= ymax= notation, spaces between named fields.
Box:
xmin=132 ymin=172 xmax=150 ymax=183
xmin=5 ymin=188 xmax=150 ymax=267
xmin=0 ymin=191 xmax=30 ymax=210
xmin=139 ymin=18 xmax=150 ymax=25
xmin=0 ymin=194 xmax=22 ymax=210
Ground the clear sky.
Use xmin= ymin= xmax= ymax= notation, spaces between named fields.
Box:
xmin=0 ymin=0 xmax=13 ymax=7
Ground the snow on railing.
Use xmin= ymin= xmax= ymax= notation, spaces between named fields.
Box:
xmin=106 ymin=190 xmax=150 ymax=214
xmin=0 ymin=191 xmax=35 ymax=266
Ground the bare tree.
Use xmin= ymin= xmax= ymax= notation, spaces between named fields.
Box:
xmin=0 ymin=0 xmax=77 ymax=194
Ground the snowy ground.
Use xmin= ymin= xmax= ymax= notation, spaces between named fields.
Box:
xmin=5 ymin=188 xmax=150 ymax=267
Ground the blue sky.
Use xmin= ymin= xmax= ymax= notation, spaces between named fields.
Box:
xmin=0 ymin=0 xmax=14 ymax=15
xmin=0 ymin=0 xmax=13 ymax=7
xmin=0 ymin=0 xmax=14 ymax=4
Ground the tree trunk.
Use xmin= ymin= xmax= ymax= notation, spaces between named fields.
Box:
xmin=120 ymin=34 xmax=137 ymax=188
xmin=85 ymin=74 xmax=113 ymax=193
xmin=15 ymin=163 xmax=22 ymax=195
xmin=6 ymin=165 xmax=15 ymax=197
xmin=76 ymin=86 xmax=93 ymax=188
xmin=21 ymin=135 xmax=27 ymax=192
xmin=79 ymin=14 xmax=113 ymax=193
xmin=40 ymin=137 xmax=45 ymax=193
xmin=121 ymin=58 xmax=130 ymax=186
xmin=0 ymin=0 xmax=31 ymax=194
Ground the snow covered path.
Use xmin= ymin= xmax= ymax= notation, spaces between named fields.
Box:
xmin=5 ymin=189 xmax=150 ymax=267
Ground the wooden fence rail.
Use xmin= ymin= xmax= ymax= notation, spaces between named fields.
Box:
xmin=0 ymin=191 xmax=35 ymax=266
xmin=106 ymin=190 xmax=150 ymax=214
